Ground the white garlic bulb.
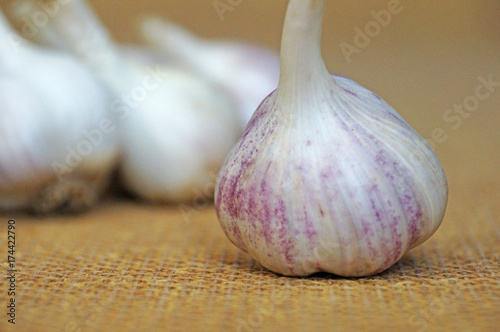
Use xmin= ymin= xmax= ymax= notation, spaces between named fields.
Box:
xmin=214 ymin=0 xmax=448 ymax=277
xmin=0 ymin=9 xmax=118 ymax=213
xmin=23 ymin=0 xmax=241 ymax=203
xmin=140 ymin=17 xmax=280 ymax=127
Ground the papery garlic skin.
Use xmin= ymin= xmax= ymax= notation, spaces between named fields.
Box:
xmin=141 ymin=18 xmax=280 ymax=127
xmin=0 ymin=10 xmax=118 ymax=213
xmin=22 ymin=0 xmax=242 ymax=203
xmin=214 ymin=0 xmax=447 ymax=277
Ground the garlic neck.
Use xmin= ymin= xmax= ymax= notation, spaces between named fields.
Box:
xmin=277 ymin=0 xmax=334 ymax=101
xmin=142 ymin=19 xmax=206 ymax=71
xmin=0 ymin=10 xmax=21 ymax=58
xmin=42 ymin=0 xmax=134 ymax=91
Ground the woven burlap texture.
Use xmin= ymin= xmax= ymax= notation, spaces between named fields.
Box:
xmin=1 ymin=174 xmax=499 ymax=332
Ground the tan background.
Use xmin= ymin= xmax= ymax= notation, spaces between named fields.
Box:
xmin=0 ymin=0 xmax=499 ymax=331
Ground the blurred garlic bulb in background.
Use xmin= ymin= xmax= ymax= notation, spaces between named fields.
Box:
xmin=15 ymin=0 xmax=241 ymax=203
xmin=119 ymin=69 xmax=240 ymax=202
xmin=0 ymin=9 xmax=118 ymax=213
xmin=141 ymin=17 xmax=280 ymax=127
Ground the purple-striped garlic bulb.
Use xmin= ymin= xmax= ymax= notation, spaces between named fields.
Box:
xmin=214 ymin=0 xmax=448 ymax=277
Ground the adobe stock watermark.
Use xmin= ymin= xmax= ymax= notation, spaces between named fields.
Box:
xmin=16 ymin=0 xmax=72 ymax=41
xmin=408 ymin=280 xmax=461 ymax=331
xmin=340 ymin=0 xmax=410 ymax=63
xmin=424 ymin=73 xmax=498 ymax=151
xmin=0 ymin=0 xmax=70 ymax=52
xmin=69 ymin=24 xmax=115 ymax=72
xmin=237 ymin=288 xmax=288 ymax=332
xmin=312 ymin=241 xmax=342 ymax=263
xmin=213 ymin=0 xmax=244 ymax=21
xmin=178 ymin=172 xmax=219 ymax=224
xmin=1 ymin=31 xmax=26 ymax=52
xmin=16 ymin=0 xmax=115 ymax=71
xmin=64 ymin=296 xmax=114 ymax=332
xmin=237 ymin=242 xmax=338 ymax=331
xmin=408 ymin=73 xmax=498 ymax=164
xmin=51 ymin=66 xmax=171 ymax=180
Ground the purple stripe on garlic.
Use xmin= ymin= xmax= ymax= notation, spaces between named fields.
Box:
xmin=214 ymin=0 xmax=448 ymax=277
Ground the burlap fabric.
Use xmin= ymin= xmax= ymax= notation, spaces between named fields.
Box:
xmin=0 ymin=0 xmax=499 ymax=331
xmin=2 ymin=184 xmax=499 ymax=332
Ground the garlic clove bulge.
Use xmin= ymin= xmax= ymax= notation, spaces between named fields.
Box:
xmin=214 ymin=0 xmax=448 ymax=277
xmin=140 ymin=17 xmax=281 ymax=127
xmin=23 ymin=0 xmax=242 ymax=203
xmin=0 ymin=9 xmax=119 ymax=213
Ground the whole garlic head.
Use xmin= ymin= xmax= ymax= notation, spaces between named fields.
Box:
xmin=0 ymin=9 xmax=118 ymax=213
xmin=22 ymin=0 xmax=241 ymax=203
xmin=141 ymin=17 xmax=280 ymax=127
xmin=215 ymin=0 xmax=448 ymax=277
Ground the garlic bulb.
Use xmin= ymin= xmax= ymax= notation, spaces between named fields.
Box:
xmin=22 ymin=0 xmax=241 ymax=203
xmin=0 ymin=9 xmax=118 ymax=213
xmin=141 ymin=17 xmax=280 ymax=127
xmin=214 ymin=0 xmax=448 ymax=277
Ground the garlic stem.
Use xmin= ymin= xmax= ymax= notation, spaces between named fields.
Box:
xmin=0 ymin=10 xmax=17 ymax=55
xmin=10 ymin=0 xmax=70 ymax=50
xmin=141 ymin=17 xmax=204 ymax=67
xmin=0 ymin=9 xmax=12 ymax=33
xmin=35 ymin=0 xmax=132 ymax=92
xmin=49 ymin=0 xmax=120 ymax=60
xmin=278 ymin=0 xmax=331 ymax=98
